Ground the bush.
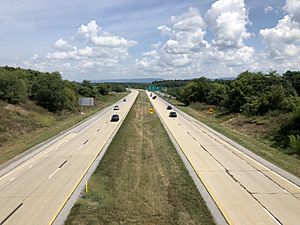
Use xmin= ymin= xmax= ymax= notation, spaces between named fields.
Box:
xmin=111 ymin=84 xmax=126 ymax=92
xmin=288 ymin=135 xmax=300 ymax=154
xmin=0 ymin=72 xmax=27 ymax=103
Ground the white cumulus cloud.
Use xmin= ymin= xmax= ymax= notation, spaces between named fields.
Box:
xmin=54 ymin=38 xmax=72 ymax=51
xmin=205 ymin=0 xmax=251 ymax=49
xmin=285 ymin=0 xmax=300 ymax=23
xmin=25 ymin=20 xmax=137 ymax=78
xmin=91 ymin=32 xmax=137 ymax=48
xmin=260 ymin=0 xmax=300 ymax=67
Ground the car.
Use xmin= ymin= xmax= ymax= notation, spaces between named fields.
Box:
xmin=152 ymin=96 xmax=157 ymax=99
xmin=150 ymin=93 xmax=153 ymax=97
xmin=114 ymin=105 xmax=119 ymax=110
xmin=169 ymin=111 xmax=177 ymax=118
xmin=166 ymin=105 xmax=172 ymax=110
xmin=123 ymin=98 xmax=126 ymax=102
xmin=111 ymin=114 xmax=119 ymax=122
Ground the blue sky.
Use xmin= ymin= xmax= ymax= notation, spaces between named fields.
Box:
xmin=1 ymin=0 xmax=299 ymax=81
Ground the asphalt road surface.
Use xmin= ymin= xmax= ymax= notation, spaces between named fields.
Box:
xmin=0 ymin=90 xmax=138 ymax=225
xmin=147 ymin=92 xmax=300 ymax=225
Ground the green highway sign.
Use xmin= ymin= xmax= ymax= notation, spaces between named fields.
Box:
xmin=147 ymin=86 xmax=161 ymax=92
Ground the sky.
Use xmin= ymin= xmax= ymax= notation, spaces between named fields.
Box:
xmin=1 ymin=0 xmax=300 ymax=81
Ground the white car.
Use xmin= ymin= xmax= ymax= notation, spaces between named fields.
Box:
xmin=114 ymin=105 xmax=119 ymax=110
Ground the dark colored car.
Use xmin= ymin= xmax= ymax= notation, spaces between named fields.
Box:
xmin=150 ymin=93 xmax=153 ymax=97
xmin=111 ymin=114 xmax=119 ymax=122
xmin=169 ymin=111 xmax=177 ymax=118
xmin=152 ymin=96 xmax=157 ymax=99
xmin=123 ymin=98 xmax=126 ymax=102
xmin=167 ymin=105 xmax=172 ymax=110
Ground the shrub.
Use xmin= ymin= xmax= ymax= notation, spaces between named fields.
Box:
xmin=288 ymin=135 xmax=300 ymax=154
xmin=0 ymin=72 xmax=27 ymax=103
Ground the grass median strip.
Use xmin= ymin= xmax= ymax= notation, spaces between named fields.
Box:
xmin=65 ymin=91 xmax=215 ymax=225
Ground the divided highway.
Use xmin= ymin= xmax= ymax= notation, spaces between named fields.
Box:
xmin=148 ymin=92 xmax=300 ymax=225
xmin=0 ymin=90 xmax=138 ymax=225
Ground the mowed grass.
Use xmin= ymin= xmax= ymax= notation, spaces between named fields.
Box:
xmin=65 ymin=91 xmax=215 ymax=225
xmin=162 ymin=97 xmax=300 ymax=178
xmin=0 ymin=92 xmax=127 ymax=165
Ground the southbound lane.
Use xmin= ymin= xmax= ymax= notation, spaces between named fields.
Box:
xmin=148 ymin=91 xmax=300 ymax=225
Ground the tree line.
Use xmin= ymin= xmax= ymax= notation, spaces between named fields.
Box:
xmin=0 ymin=66 xmax=126 ymax=112
xmin=156 ymin=70 xmax=300 ymax=155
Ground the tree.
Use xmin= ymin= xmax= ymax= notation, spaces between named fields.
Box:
xmin=96 ymin=83 xmax=109 ymax=95
xmin=180 ymin=77 xmax=211 ymax=105
xmin=32 ymin=72 xmax=68 ymax=112
xmin=283 ymin=71 xmax=300 ymax=95
xmin=207 ymin=83 xmax=227 ymax=106
xmin=224 ymin=71 xmax=297 ymax=115
xmin=78 ymin=80 xmax=97 ymax=97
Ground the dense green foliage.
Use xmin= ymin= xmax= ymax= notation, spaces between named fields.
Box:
xmin=158 ymin=71 xmax=299 ymax=116
xmin=0 ymin=70 xmax=27 ymax=103
xmin=0 ymin=66 xmax=126 ymax=112
xmin=283 ymin=71 xmax=300 ymax=95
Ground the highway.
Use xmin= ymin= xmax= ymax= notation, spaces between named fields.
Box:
xmin=147 ymin=91 xmax=300 ymax=225
xmin=0 ymin=90 xmax=138 ymax=225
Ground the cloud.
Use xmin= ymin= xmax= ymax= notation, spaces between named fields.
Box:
xmin=171 ymin=7 xmax=206 ymax=32
xmin=137 ymin=2 xmax=255 ymax=78
xmin=53 ymin=38 xmax=72 ymax=51
xmin=264 ymin=6 xmax=274 ymax=13
xmin=260 ymin=0 xmax=300 ymax=64
xmin=25 ymin=20 xmax=137 ymax=77
xmin=91 ymin=32 xmax=137 ymax=47
xmin=205 ymin=0 xmax=251 ymax=49
xmin=76 ymin=20 xmax=101 ymax=39
xmin=46 ymin=47 xmax=78 ymax=60
xmin=159 ymin=7 xmax=208 ymax=65
xmin=285 ymin=0 xmax=300 ymax=23
xmin=75 ymin=21 xmax=137 ymax=48
xmin=158 ymin=25 xmax=171 ymax=36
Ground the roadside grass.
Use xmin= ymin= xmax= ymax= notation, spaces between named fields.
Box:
xmin=65 ymin=91 xmax=215 ymax=225
xmin=162 ymin=97 xmax=300 ymax=178
xmin=0 ymin=92 xmax=127 ymax=165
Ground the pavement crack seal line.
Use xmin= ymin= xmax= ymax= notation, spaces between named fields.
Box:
xmin=48 ymin=160 xmax=68 ymax=179
xmin=148 ymin=94 xmax=228 ymax=225
xmin=51 ymin=91 xmax=138 ymax=225
xmin=160 ymin=97 xmax=283 ymax=225
xmin=59 ymin=160 xmax=67 ymax=169
xmin=0 ymin=203 xmax=23 ymax=225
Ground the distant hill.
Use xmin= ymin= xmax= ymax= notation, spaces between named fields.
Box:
xmin=92 ymin=78 xmax=164 ymax=84
xmin=215 ymin=77 xmax=235 ymax=80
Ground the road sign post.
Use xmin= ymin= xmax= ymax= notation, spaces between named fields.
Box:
xmin=208 ymin=108 xmax=214 ymax=122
